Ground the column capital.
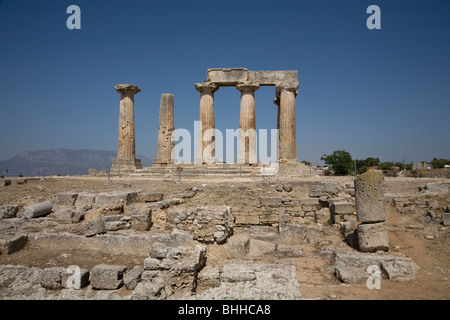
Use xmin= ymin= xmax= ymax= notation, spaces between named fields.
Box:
xmin=236 ymin=81 xmax=260 ymax=93
xmin=276 ymin=82 xmax=299 ymax=96
xmin=195 ymin=81 xmax=219 ymax=94
xmin=115 ymin=84 xmax=141 ymax=95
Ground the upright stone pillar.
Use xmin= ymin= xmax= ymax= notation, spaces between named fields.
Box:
xmin=355 ymin=170 xmax=389 ymax=252
xmin=153 ymin=94 xmax=175 ymax=167
xmin=236 ymin=82 xmax=259 ymax=164
xmin=277 ymin=83 xmax=298 ymax=163
xmin=111 ymin=84 xmax=142 ymax=173
xmin=195 ymin=81 xmax=219 ymax=164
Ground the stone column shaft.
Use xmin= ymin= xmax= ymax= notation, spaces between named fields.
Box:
xmin=277 ymin=83 xmax=298 ymax=163
xmin=195 ymin=82 xmax=219 ymax=164
xmin=112 ymin=84 xmax=142 ymax=172
xmin=237 ymin=82 xmax=259 ymax=164
xmin=154 ymin=94 xmax=175 ymax=166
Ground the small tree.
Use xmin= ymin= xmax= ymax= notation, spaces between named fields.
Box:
xmin=321 ymin=150 xmax=353 ymax=176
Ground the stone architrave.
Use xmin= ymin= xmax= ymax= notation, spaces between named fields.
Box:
xmin=153 ymin=94 xmax=175 ymax=167
xmin=111 ymin=84 xmax=142 ymax=172
xmin=276 ymin=82 xmax=298 ymax=163
xmin=195 ymin=81 xmax=219 ymax=164
xmin=236 ymin=82 xmax=259 ymax=165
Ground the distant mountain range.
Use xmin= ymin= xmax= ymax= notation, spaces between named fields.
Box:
xmin=0 ymin=149 xmax=153 ymax=177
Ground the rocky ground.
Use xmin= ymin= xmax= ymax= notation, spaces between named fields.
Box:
xmin=0 ymin=174 xmax=449 ymax=300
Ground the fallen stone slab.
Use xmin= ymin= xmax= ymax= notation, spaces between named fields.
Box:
xmin=334 ymin=251 xmax=419 ymax=283
xmin=95 ymin=191 xmax=139 ymax=207
xmin=124 ymin=204 xmax=153 ymax=231
xmin=124 ymin=266 xmax=144 ymax=290
xmin=0 ymin=204 xmax=18 ymax=219
xmin=55 ymin=192 xmax=78 ymax=206
xmin=24 ymin=201 xmax=53 ymax=219
xmin=90 ymin=264 xmax=127 ymax=290
xmin=0 ymin=265 xmax=42 ymax=297
xmin=85 ymin=219 xmax=106 ymax=237
xmin=53 ymin=207 xmax=84 ymax=223
xmin=0 ymin=234 xmax=28 ymax=255
xmin=248 ymin=239 xmax=276 ymax=258
xmin=75 ymin=192 xmax=97 ymax=211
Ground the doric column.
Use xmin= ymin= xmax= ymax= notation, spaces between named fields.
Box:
xmin=195 ymin=81 xmax=219 ymax=164
xmin=153 ymin=94 xmax=175 ymax=167
xmin=236 ymin=82 xmax=259 ymax=164
xmin=276 ymin=82 xmax=299 ymax=163
xmin=111 ymin=84 xmax=142 ymax=172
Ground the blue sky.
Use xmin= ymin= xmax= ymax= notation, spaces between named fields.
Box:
xmin=0 ymin=0 xmax=449 ymax=166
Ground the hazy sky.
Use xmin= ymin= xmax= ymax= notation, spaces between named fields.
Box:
xmin=0 ymin=0 xmax=449 ymax=165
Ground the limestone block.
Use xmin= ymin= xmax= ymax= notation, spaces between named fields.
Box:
xmin=259 ymin=197 xmax=282 ymax=207
xmin=309 ymin=183 xmax=340 ymax=198
xmin=75 ymin=192 xmax=96 ymax=211
xmin=248 ymin=239 xmax=276 ymax=258
xmin=442 ymin=213 xmax=450 ymax=226
xmin=221 ymin=263 xmax=256 ymax=282
xmin=225 ymin=235 xmax=250 ymax=258
xmin=53 ymin=208 xmax=84 ymax=223
xmin=355 ymin=170 xmax=386 ymax=223
xmin=357 ymin=222 xmax=389 ymax=252
xmin=197 ymin=266 xmax=220 ymax=290
xmin=90 ymin=264 xmax=127 ymax=290
xmin=276 ymin=244 xmax=303 ymax=258
xmin=84 ymin=219 xmax=106 ymax=237
xmin=55 ymin=192 xmax=78 ymax=206
xmin=137 ymin=192 xmax=163 ymax=203
xmin=0 ymin=204 xmax=18 ymax=219
xmin=95 ymin=191 xmax=139 ymax=207
xmin=235 ymin=214 xmax=260 ymax=225
xmin=40 ymin=267 xmax=65 ymax=290
xmin=0 ymin=234 xmax=28 ymax=255
xmin=124 ymin=266 xmax=144 ymax=290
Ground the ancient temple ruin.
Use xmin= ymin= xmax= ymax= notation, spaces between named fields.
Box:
xmin=111 ymin=68 xmax=303 ymax=175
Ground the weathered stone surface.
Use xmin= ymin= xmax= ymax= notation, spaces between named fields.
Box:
xmin=197 ymin=266 xmax=221 ymax=290
xmin=355 ymin=170 xmax=386 ymax=223
xmin=442 ymin=213 xmax=450 ymax=226
xmin=330 ymin=201 xmax=353 ymax=215
xmin=153 ymin=94 xmax=175 ymax=167
xmin=0 ymin=234 xmax=28 ymax=255
xmin=309 ymin=183 xmax=340 ymax=198
xmin=144 ymin=257 xmax=161 ymax=271
xmin=84 ymin=219 xmax=106 ymax=237
xmin=55 ymin=192 xmax=78 ymax=206
xmin=357 ymin=222 xmax=389 ymax=252
xmin=95 ymin=191 xmax=138 ymax=207
xmin=420 ymin=183 xmax=450 ymax=195
xmin=248 ymin=239 xmax=276 ymax=258
xmin=225 ymin=235 xmax=250 ymax=258
xmin=124 ymin=266 xmax=144 ymax=290
xmin=259 ymin=197 xmax=282 ymax=207
xmin=0 ymin=265 xmax=42 ymax=297
xmin=276 ymin=244 xmax=303 ymax=258
xmin=170 ymin=206 xmax=233 ymax=244
xmin=90 ymin=264 xmax=127 ymax=290
xmin=334 ymin=251 xmax=419 ymax=283
xmin=131 ymin=271 xmax=169 ymax=300
xmin=75 ymin=192 xmax=96 ymax=211
xmin=124 ymin=204 xmax=153 ymax=231
xmin=0 ymin=179 xmax=11 ymax=187
xmin=197 ymin=263 xmax=302 ymax=300
xmin=24 ymin=201 xmax=53 ymax=219
xmin=40 ymin=267 xmax=65 ymax=290
xmin=53 ymin=207 xmax=84 ymax=223
xmin=137 ymin=192 xmax=164 ymax=203
xmin=0 ymin=204 xmax=18 ymax=219
xmin=149 ymin=242 xmax=168 ymax=259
